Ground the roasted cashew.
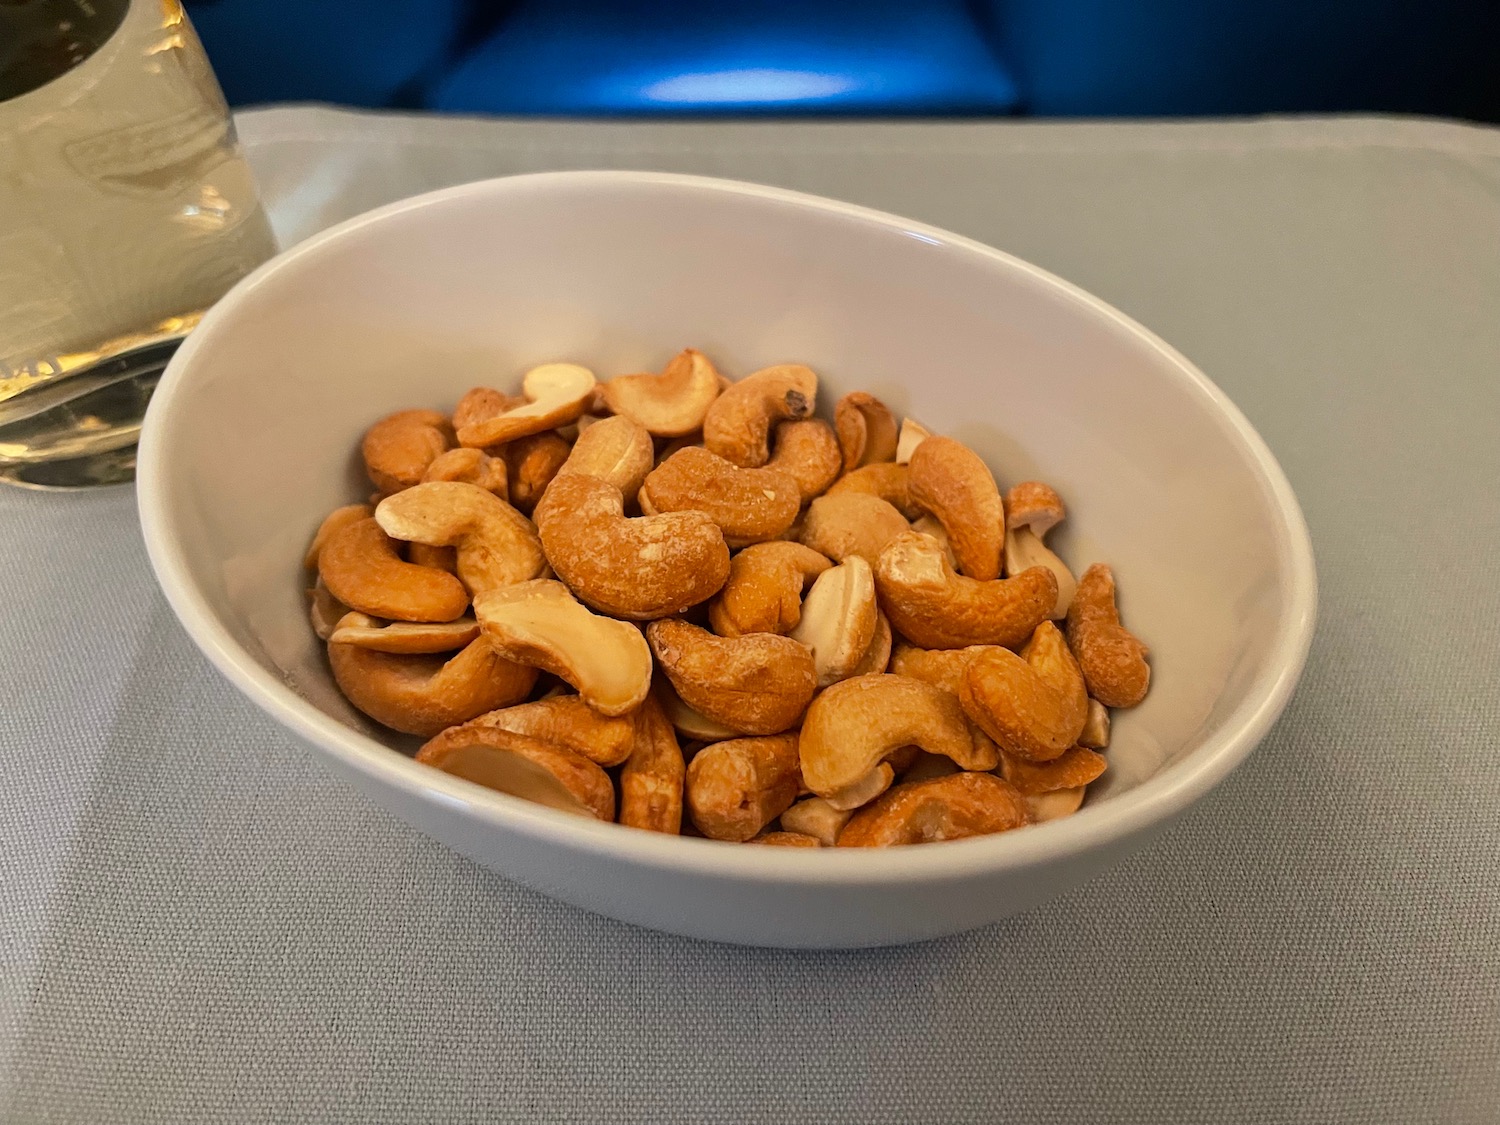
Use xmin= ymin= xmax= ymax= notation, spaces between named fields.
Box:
xmin=556 ymin=414 xmax=654 ymax=498
xmin=601 ymin=348 xmax=722 ymax=436
xmin=502 ymin=431 xmax=572 ymax=514
xmin=996 ymin=744 xmax=1107 ymax=795
xmin=685 ymin=734 xmax=801 ymax=841
xmin=898 ymin=751 xmax=962 ymax=784
xmin=328 ymin=635 xmax=537 ymax=736
xmin=415 ymin=728 xmax=614 ymax=821
xmin=895 ymin=417 xmax=932 ymax=464
xmin=1066 ymin=563 xmax=1150 ymax=708
xmin=836 ymin=772 xmax=1031 ymax=847
xmin=798 ymin=673 xmax=997 ymax=802
xmin=421 ymin=693 xmax=637 ymax=767
xmin=421 ymin=447 xmax=508 ymax=500
xmin=766 ymin=418 xmax=842 ymax=503
xmin=641 ymin=446 xmax=800 ymax=547
xmin=456 ymin=363 xmax=597 ymax=448
xmin=778 ymin=796 xmax=853 ymax=846
xmin=890 ymin=642 xmax=1007 ymax=696
xmin=304 ymin=503 xmax=372 ymax=570
xmin=473 ymin=579 xmax=653 ymax=716
xmin=646 ymin=619 xmax=816 ymax=736
xmin=702 ymin=363 xmax=817 ymax=467
xmin=798 ymin=492 xmax=910 ymax=566
xmin=834 ymin=391 xmax=899 ymax=471
xmin=960 ymin=621 xmax=1088 ymax=762
xmin=620 ymin=693 xmax=686 ymax=833
xmin=452 ymin=387 xmax=522 ymax=434
xmin=1004 ymin=481 xmax=1076 ymax=618
xmin=1078 ymin=698 xmax=1111 ymax=749
xmin=907 ymin=435 xmax=1004 ymax=581
xmin=328 ymin=611 xmax=479 ymax=654
xmin=788 ymin=555 xmax=879 ymax=688
xmin=707 ymin=541 xmax=831 ymax=637
xmin=534 ymin=473 xmax=730 ymax=619
xmin=656 ymin=676 xmax=741 ymax=741
xmin=318 ymin=516 xmax=470 ymax=623
xmin=850 ymin=610 xmax=893 ymax=676
xmin=308 ymin=576 xmax=351 ymax=640
xmin=1024 ymin=787 xmax=1086 ymax=822
xmin=874 ymin=531 xmax=1057 ymax=649
xmin=361 ymin=409 xmax=453 ymax=494
xmin=375 ymin=481 xmax=547 ymax=597
xmin=751 ymin=830 xmax=821 ymax=847
xmin=825 ymin=462 xmax=921 ymax=518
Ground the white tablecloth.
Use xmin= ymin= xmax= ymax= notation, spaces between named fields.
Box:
xmin=3 ymin=106 xmax=1498 ymax=1123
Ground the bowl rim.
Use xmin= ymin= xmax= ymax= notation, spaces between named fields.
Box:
xmin=137 ymin=169 xmax=1318 ymax=886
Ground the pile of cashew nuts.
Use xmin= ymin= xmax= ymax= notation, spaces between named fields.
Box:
xmin=303 ymin=350 xmax=1150 ymax=847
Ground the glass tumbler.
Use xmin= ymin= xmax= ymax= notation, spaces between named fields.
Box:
xmin=0 ymin=0 xmax=277 ymax=488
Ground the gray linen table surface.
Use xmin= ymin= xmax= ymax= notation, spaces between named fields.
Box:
xmin=2 ymin=107 xmax=1498 ymax=1124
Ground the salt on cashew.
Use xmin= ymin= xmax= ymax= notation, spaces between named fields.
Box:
xmin=472 ymin=579 xmax=653 ymax=716
xmin=778 ymin=797 xmax=854 ymax=846
xmin=601 ymin=348 xmax=723 ymax=437
xmin=318 ymin=516 xmax=470 ymax=623
xmin=798 ymin=673 xmax=998 ymax=803
xmin=707 ymin=541 xmax=831 ymax=637
xmin=836 ymin=772 xmax=1031 ymax=847
xmin=555 ymin=414 xmax=655 ymax=498
xmin=834 ymin=391 xmax=899 ymax=471
xmin=328 ymin=611 xmax=479 ymax=654
xmin=702 ymin=363 xmax=817 ymax=467
xmin=825 ymin=462 xmax=921 ymax=519
xmin=1078 ymin=698 xmax=1111 ymax=749
xmin=960 ymin=621 xmax=1088 ymax=763
xmin=360 ymin=409 xmax=453 ymax=494
xmin=907 ymin=435 xmax=1004 ymax=581
xmin=421 ymin=446 xmax=508 ymax=500
xmin=895 ymin=417 xmax=933 ymax=464
xmin=620 ymin=693 xmax=687 ymax=833
xmin=685 ymin=734 xmax=801 ymax=841
xmin=1066 ymin=563 xmax=1150 ymax=708
xmin=533 ymin=473 xmax=730 ymax=620
xmin=874 ymin=531 xmax=1057 ymax=650
xmin=640 ymin=446 xmax=800 ymax=547
xmin=787 ymin=555 xmax=879 ymax=688
xmin=766 ymin=418 xmax=842 ymax=503
xmin=455 ymin=363 xmax=597 ymax=448
xmin=328 ymin=635 xmax=538 ymax=736
xmin=375 ymin=481 xmax=547 ymax=597
xmin=502 ymin=431 xmax=572 ymax=514
xmin=1004 ymin=481 xmax=1076 ymax=618
xmin=798 ymin=492 xmax=910 ymax=566
xmin=421 ymin=693 xmax=637 ymax=767
xmin=415 ymin=728 xmax=614 ymax=821
xmin=304 ymin=503 xmax=373 ymax=570
xmin=646 ymin=618 xmax=816 ymax=736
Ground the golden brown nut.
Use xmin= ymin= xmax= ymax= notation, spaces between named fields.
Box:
xmin=750 ymin=830 xmax=822 ymax=847
xmin=421 ymin=694 xmax=637 ymax=767
xmin=656 ymin=676 xmax=742 ymax=741
xmin=452 ymin=387 xmax=522 ymax=434
xmin=909 ymin=513 xmax=958 ymax=569
xmin=825 ymin=462 xmax=920 ymax=518
xmin=686 ymin=734 xmax=801 ymax=841
xmin=361 ymin=409 xmax=453 ymax=494
xmin=416 ymin=728 xmax=614 ymax=820
xmin=534 ymin=473 xmax=730 ymax=620
xmin=375 ymin=481 xmax=547 ymax=597
xmin=889 ymin=642 xmax=1006 ymax=696
xmin=798 ymin=493 xmax=910 ymax=566
xmin=408 ymin=543 xmax=458 ymax=574
xmin=907 ymin=435 xmax=1004 ymax=581
xmin=898 ymin=751 xmax=962 ymax=784
xmin=503 ymin=432 xmax=573 ymax=514
xmin=1066 ymin=563 xmax=1150 ymax=708
xmin=620 ymin=694 xmax=686 ymax=833
xmin=601 ymin=348 xmax=723 ymax=436
xmin=837 ymin=772 xmax=1031 ymax=847
xmin=996 ymin=745 xmax=1107 ymax=794
xmin=960 ymin=622 xmax=1088 ymax=763
xmin=456 ymin=363 xmax=597 ymax=448
xmin=328 ymin=612 xmax=479 ymax=654
xmin=304 ymin=503 xmax=373 ymax=570
xmin=874 ymin=531 xmax=1056 ymax=650
xmin=421 ymin=447 xmax=509 ymax=500
xmin=834 ymin=391 xmax=899 ymax=471
xmin=766 ymin=418 xmax=842 ymax=503
xmin=646 ymin=619 xmax=816 ymax=736
xmin=702 ymin=363 xmax=817 ymax=467
xmin=1004 ymin=481 xmax=1076 ymax=618
xmin=555 ymin=414 xmax=655 ymax=498
xmin=787 ymin=555 xmax=879 ymax=688
xmin=640 ymin=446 xmax=800 ymax=547
xmin=318 ymin=517 xmax=470 ymax=623
xmin=707 ymin=541 xmax=832 ymax=637
xmin=328 ymin=636 xmax=537 ymax=736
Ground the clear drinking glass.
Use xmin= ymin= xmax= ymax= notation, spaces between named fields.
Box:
xmin=0 ymin=0 xmax=277 ymax=488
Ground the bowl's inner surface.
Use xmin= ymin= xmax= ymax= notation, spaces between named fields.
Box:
xmin=154 ymin=176 xmax=1298 ymax=810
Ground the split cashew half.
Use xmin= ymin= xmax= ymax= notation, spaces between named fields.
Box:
xmin=601 ymin=348 xmax=722 ymax=436
xmin=455 ymin=363 xmax=597 ymax=448
xmin=421 ymin=694 xmax=637 ymax=767
xmin=416 ymin=728 xmax=614 ymax=821
xmin=836 ymin=772 xmax=1031 ymax=847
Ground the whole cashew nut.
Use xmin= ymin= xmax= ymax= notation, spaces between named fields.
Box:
xmin=328 ymin=635 xmax=538 ymax=736
xmin=361 ymin=409 xmax=453 ymax=494
xmin=375 ymin=481 xmax=547 ymax=597
xmin=534 ymin=473 xmax=730 ymax=620
xmin=766 ymin=418 xmax=842 ymax=503
xmin=601 ymin=348 xmax=723 ymax=437
xmin=834 ymin=391 xmax=899 ymax=471
xmin=421 ymin=694 xmax=637 ymax=767
xmin=874 ymin=531 xmax=1057 ymax=650
xmin=788 ymin=555 xmax=879 ymax=688
xmin=707 ymin=541 xmax=831 ymax=637
xmin=836 ymin=772 xmax=1031 ymax=847
xmin=473 ymin=579 xmax=653 ymax=716
xmin=620 ymin=693 xmax=686 ymax=833
xmin=1066 ymin=563 xmax=1151 ymax=708
xmin=421 ymin=447 xmax=508 ymax=500
xmin=556 ymin=414 xmax=655 ymax=498
xmin=646 ymin=618 xmax=816 ymax=736
xmin=328 ymin=611 xmax=479 ymax=654
xmin=798 ymin=493 xmax=910 ymax=566
xmin=798 ymin=673 xmax=998 ymax=802
xmin=503 ymin=432 xmax=573 ymax=514
xmin=416 ymin=728 xmax=614 ymax=821
xmin=318 ymin=516 xmax=470 ymax=623
xmin=641 ymin=446 xmax=800 ymax=547
xmin=825 ymin=462 xmax=921 ymax=519
xmin=1004 ymin=481 xmax=1076 ymax=618
xmin=686 ymin=734 xmax=801 ymax=841
xmin=702 ymin=364 xmax=818 ymax=467
xmin=907 ymin=435 xmax=1004 ymax=581
xmin=960 ymin=621 xmax=1088 ymax=762
xmin=456 ymin=363 xmax=597 ymax=448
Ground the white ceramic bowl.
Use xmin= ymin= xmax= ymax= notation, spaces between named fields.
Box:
xmin=137 ymin=171 xmax=1316 ymax=948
